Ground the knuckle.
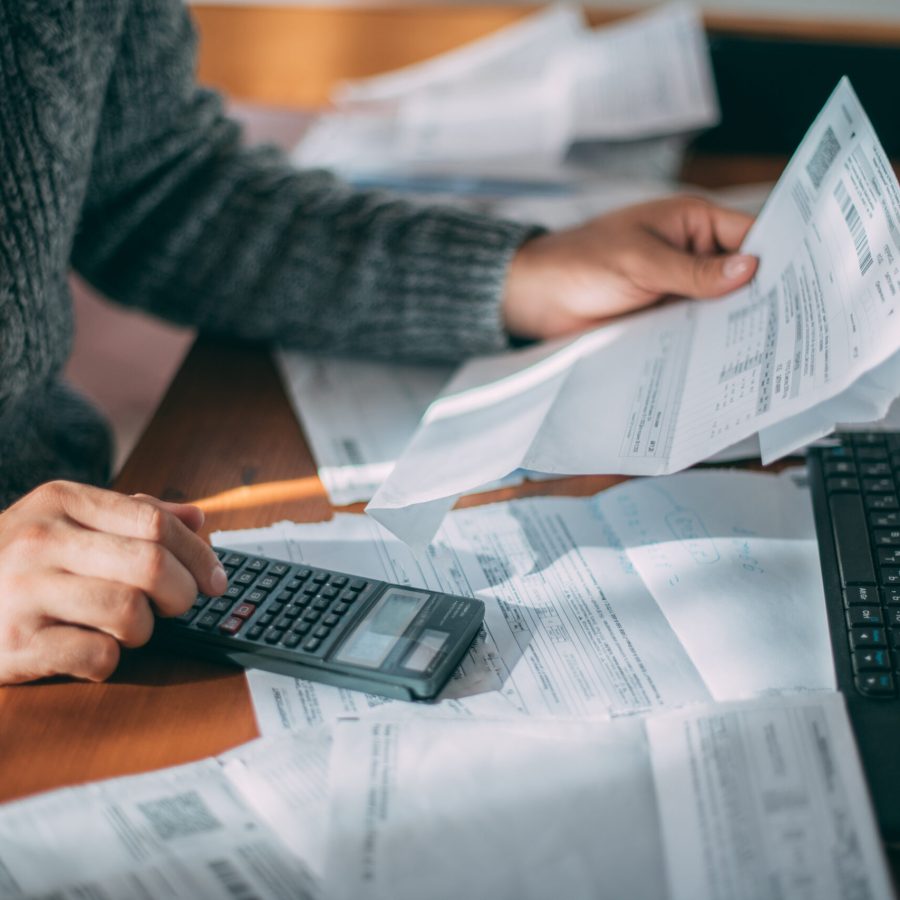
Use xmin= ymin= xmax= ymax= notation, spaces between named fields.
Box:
xmin=35 ymin=480 xmax=70 ymax=507
xmin=138 ymin=504 xmax=167 ymax=542
xmin=137 ymin=543 xmax=168 ymax=587
xmin=13 ymin=520 xmax=53 ymax=553
xmin=115 ymin=589 xmax=152 ymax=642
xmin=87 ymin=637 xmax=121 ymax=681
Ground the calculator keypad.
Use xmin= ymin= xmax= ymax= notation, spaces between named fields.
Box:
xmin=175 ymin=548 xmax=372 ymax=657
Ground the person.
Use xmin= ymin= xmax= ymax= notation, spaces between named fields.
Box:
xmin=0 ymin=0 xmax=758 ymax=686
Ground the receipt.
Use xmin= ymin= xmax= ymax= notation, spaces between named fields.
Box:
xmin=368 ymin=78 xmax=900 ymax=545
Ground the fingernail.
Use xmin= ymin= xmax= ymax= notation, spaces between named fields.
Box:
xmin=210 ymin=564 xmax=228 ymax=595
xmin=723 ymin=255 xmax=755 ymax=280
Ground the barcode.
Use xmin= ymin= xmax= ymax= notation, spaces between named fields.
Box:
xmin=209 ymin=859 xmax=262 ymax=900
xmin=835 ymin=179 xmax=874 ymax=276
xmin=806 ymin=125 xmax=841 ymax=190
xmin=137 ymin=790 xmax=222 ymax=840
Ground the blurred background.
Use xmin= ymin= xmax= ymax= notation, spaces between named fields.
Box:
xmin=70 ymin=0 xmax=900 ymax=470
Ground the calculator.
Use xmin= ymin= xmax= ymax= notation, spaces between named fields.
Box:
xmin=151 ymin=548 xmax=486 ymax=701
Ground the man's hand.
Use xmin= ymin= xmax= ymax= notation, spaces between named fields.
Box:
xmin=502 ymin=196 xmax=758 ymax=340
xmin=0 ymin=481 xmax=226 ymax=685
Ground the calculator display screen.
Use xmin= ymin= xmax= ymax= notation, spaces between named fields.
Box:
xmin=334 ymin=589 xmax=427 ymax=669
xmin=402 ymin=629 xmax=449 ymax=672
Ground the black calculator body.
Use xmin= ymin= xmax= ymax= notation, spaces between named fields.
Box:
xmin=151 ymin=548 xmax=485 ymax=701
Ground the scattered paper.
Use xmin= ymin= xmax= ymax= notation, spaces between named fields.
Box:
xmin=214 ymin=469 xmax=833 ymax=736
xmin=321 ymin=694 xmax=891 ymax=900
xmin=367 ymin=78 xmax=900 ymax=545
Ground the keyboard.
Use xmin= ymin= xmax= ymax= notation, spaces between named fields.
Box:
xmin=807 ymin=432 xmax=900 ymax=839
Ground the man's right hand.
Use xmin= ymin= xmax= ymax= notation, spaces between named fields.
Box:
xmin=0 ymin=481 xmax=226 ymax=685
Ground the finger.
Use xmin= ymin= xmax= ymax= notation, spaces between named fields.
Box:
xmin=131 ymin=494 xmax=205 ymax=532
xmin=40 ymin=574 xmax=155 ymax=648
xmin=705 ymin=204 xmax=756 ymax=252
xmin=50 ymin=526 xmax=198 ymax=617
xmin=633 ymin=231 xmax=758 ymax=299
xmin=43 ymin=484 xmax=225 ymax=596
xmin=15 ymin=625 xmax=121 ymax=682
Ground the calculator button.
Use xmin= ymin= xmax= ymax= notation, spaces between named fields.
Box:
xmin=283 ymin=605 xmax=302 ymax=619
xmin=303 ymin=609 xmax=321 ymax=622
xmin=224 ymin=584 xmax=244 ymax=600
xmin=270 ymin=563 xmax=291 ymax=576
xmin=312 ymin=598 xmax=330 ymax=611
xmin=858 ymin=447 xmax=889 ymax=461
xmin=193 ymin=594 xmax=210 ymax=609
xmin=282 ymin=633 xmax=302 ymax=648
xmin=323 ymin=614 xmax=340 ymax=627
xmin=268 ymin=601 xmax=285 ymax=615
xmin=296 ymin=568 xmax=312 ymax=581
xmin=330 ymin=576 xmax=348 ymax=588
xmin=871 ymin=512 xmax=900 ymax=528
xmin=209 ymin=597 xmax=233 ymax=614
xmin=334 ymin=602 xmax=350 ymax=615
xmin=827 ymin=477 xmax=860 ymax=494
xmin=867 ymin=494 xmax=900 ymax=511
xmin=320 ymin=587 xmax=339 ymax=601
xmin=302 ymin=585 xmax=319 ymax=597
xmin=246 ymin=559 xmax=267 ymax=572
xmin=197 ymin=612 xmax=221 ymax=630
xmin=264 ymin=628 xmax=285 ymax=644
xmin=285 ymin=579 xmax=303 ymax=592
xmin=222 ymin=553 xmax=246 ymax=567
xmin=844 ymin=585 xmax=878 ymax=607
xmin=861 ymin=463 xmax=891 ymax=477
xmin=175 ymin=608 xmax=198 ymax=624
xmin=885 ymin=588 xmax=900 ymax=606
xmin=303 ymin=637 xmax=322 ymax=652
xmin=846 ymin=607 xmax=884 ymax=627
xmin=338 ymin=588 xmax=360 ymax=604
xmin=875 ymin=529 xmax=900 ymax=547
xmin=259 ymin=613 xmax=276 ymax=626
xmin=348 ymin=579 xmax=367 ymax=591
xmin=235 ymin=571 xmax=256 ymax=586
xmin=314 ymin=625 xmax=330 ymax=639
xmin=886 ymin=607 xmax=900 ymax=628
xmin=219 ymin=616 xmax=243 ymax=636
xmin=881 ymin=568 xmax=900 ymax=585
xmin=864 ymin=478 xmax=895 ymax=493
xmin=311 ymin=573 xmax=329 ymax=585
xmin=878 ymin=549 xmax=900 ymax=567
xmin=257 ymin=575 xmax=280 ymax=591
xmin=276 ymin=591 xmax=294 ymax=604
xmin=233 ymin=603 xmax=255 ymax=620
xmin=292 ymin=622 xmax=311 ymax=636
xmin=247 ymin=625 xmax=265 ymax=641
xmin=275 ymin=615 xmax=294 ymax=631
xmin=245 ymin=589 xmax=267 ymax=605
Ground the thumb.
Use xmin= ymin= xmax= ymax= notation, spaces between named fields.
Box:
xmin=644 ymin=241 xmax=758 ymax=299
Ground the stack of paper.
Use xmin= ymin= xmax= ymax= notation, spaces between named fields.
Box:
xmin=1 ymin=695 xmax=891 ymax=900
xmin=292 ymin=3 xmax=718 ymax=178
xmin=366 ymin=77 xmax=900 ymax=545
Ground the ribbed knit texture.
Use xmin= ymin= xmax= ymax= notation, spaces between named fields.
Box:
xmin=0 ymin=0 xmax=539 ymax=506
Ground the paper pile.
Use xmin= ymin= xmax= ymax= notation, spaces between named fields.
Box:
xmin=366 ymin=77 xmax=900 ymax=544
xmin=292 ymin=4 xmax=718 ymax=178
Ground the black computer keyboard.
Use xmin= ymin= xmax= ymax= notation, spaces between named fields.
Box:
xmin=807 ymin=432 xmax=900 ymax=839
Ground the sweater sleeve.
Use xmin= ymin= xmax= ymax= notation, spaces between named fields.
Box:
xmin=69 ymin=0 xmax=542 ymax=362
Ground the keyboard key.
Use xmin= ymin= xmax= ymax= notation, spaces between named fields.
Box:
xmin=850 ymin=627 xmax=887 ymax=648
xmin=881 ymin=567 xmax=900 ymax=585
xmin=829 ymin=495 xmax=876 ymax=584
xmin=853 ymin=649 xmax=891 ymax=672
xmin=844 ymin=585 xmax=878 ymax=606
xmin=874 ymin=529 xmax=900 ymax=547
xmin=884 ymin=587 xmax=900 ymax=606
xmin=855 ymin=673 xmax=895 ymax=696
xmin=847 ymin=607 xmax=884 ymax=627
xmin=864 ymin=478 xmax=896 ymax=493
xmin=860 ymin=462 xmax=891 ymax=477
xmin=827 ymin=477 xmax=860 ymax=493
xmin=871 ymin=511 xmax=900 ymax=528
xmin=866 ymin=494 xmax=900 ymax=511
xmin=887 ymin=607 xmax=900 ymax=628
xmin=878 ymin=548 xmax=900 ymax=566
xmin=219 ymin=616 xmax=243 ymax=636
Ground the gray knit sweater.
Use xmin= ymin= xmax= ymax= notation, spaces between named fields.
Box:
xmin=0 ymin=0 xmax=536 ymax=506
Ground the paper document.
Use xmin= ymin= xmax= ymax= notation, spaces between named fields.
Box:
xmin=321 ymin=694 xmax=891 ymax=900
xmin=367 ymin=78 xmax=900 ymax=544
xmin=214 ymin=469 xmax=833 ymax=736
xmin=0 ymin=758 xmax=318 ymax=900
xmin=294 ymin=4 xmax=717 ymax=174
